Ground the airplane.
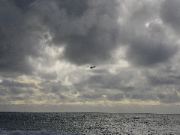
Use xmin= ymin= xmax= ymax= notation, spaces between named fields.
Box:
xmin=90 ymin=65 xmax=96 ymax=69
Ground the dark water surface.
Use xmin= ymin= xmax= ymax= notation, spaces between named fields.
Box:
xmin=0 ymin=112 xmax=180 ymax=135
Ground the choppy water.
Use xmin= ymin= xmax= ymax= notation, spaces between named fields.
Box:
xmin=0 ymin=112 xmax=180 ymax=135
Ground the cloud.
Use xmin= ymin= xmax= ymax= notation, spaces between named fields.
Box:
xmin=0 ymin=78 xmax=37 ymax=96
xmin=157 ymin=91 xmax=180 ymax=103
xmin=126 ymin=35 xmax=177 ymax=66
xmin=161 ymin=0 xmax=180 ymax=32
xmin=0 ymin=0 xmax=177 ymax=71
xmin=1 ymin=79 xmax=34 ymax=89
xmin=1 ymin=0 xmax=180 ymax=111
xmin=147 ymin=74 xmax=180 ymax=86
xmin=12 ymin=0 xmax=36 ymax=12
xmin=74 ymin=68 xmax=137 ymax=92
xmin=33 ymin=0 xmax=121 ymax=65
xmin=119 ymin=0 xmax=178 ymax=67
xmin=0 ymin=0 xmax=41 ymax=73
xmin=0 ymin=0 xmax=121 ymax=71
xmin=106 ymin=93 xmax=124 ymax=101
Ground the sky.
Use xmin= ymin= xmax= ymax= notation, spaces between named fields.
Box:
xmin=0 ymin=0 xmax=180 ymax=113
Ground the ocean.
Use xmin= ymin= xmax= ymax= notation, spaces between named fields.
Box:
xmin=0 ymin=112 xmax=180 ymax=135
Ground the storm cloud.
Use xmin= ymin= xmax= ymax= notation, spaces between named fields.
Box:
xmin=0 ymin=0 xmax=44 ymax=74
xmin=161 ymin=0 xmax=180 ymax=32
xmin=126 ymin=35 xmax=177 ymax=66
xmin=32 ymin=0 xmax=121 ymax=65
xmin=0 ymin=0 xmax=180 ymax=112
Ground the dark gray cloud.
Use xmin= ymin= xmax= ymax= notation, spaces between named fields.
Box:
xmin=106 ymin=93 xmax=124 ymax=101
xmin=33 ymin=0 xmax=120 ymax=65
xmin=78 ymin=93 xmax=104 ymax=101
xmin=12 ymin=0 xmax=36 ymax=12
xmin=0 ymin=0 xmax=41 ymax=73
xmin=161 ymin=0 xmax=180 ymax=31
xmin=56 ymin=0 xmax=88 ymax=18
xmin=126 ymin=93 xmax=157 ymax=101
xmin=120 ymin=0 xmax=178 ymax=67
xmin=0 ymin=0 xmax=121 ymax=72
xmin=157 ymin=92 xmax=180 ymax=103
xmin=0 ymin=0 xmax=177 ymax=71
xmin=147 ymin=74 xmax=180 ymax=86
xmin=126 ymin=36 xmax=177 ymax=66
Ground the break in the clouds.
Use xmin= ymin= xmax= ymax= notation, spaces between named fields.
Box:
xmin=0 ymin=0 xmax=180 ymax=113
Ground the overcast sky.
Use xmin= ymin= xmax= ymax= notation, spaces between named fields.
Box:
xmin=0 ymin=0 xmax=180 ymax=113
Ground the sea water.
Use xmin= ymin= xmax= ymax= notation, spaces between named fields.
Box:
xmin=0 ymin=112 xmax=180 ymax=135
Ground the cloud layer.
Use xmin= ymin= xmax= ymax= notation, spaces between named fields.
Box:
xmin=0 ymin=0 xmax=180 ymax=112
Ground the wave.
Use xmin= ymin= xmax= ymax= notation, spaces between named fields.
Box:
xmin=0 ymin=130 xmax=80 ymax=135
